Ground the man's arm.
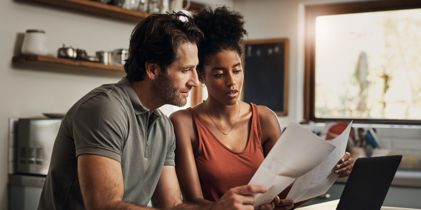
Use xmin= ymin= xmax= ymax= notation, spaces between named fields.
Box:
xmin=78 ymin=154 xmax=156 ymax=210
xmin=153 ymin=165 xmax=267 ymax=210
xmin=151 ymin=166 xmax=184 ymax=208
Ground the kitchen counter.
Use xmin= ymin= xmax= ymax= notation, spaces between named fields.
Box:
xmin=313 ymin=171 xmax=421 ymax=208
xmin=296 ymin=200 xmax=420 ymax=210
xmin=8 ymin=170 xmax=421 ymax=188
xmin=337 ymin=170 xmax=421 ymax=188
xmin=392 ymin=171 xmax=421 ymax=187
xmin=8 ymin=169 xmax=421 ymax=204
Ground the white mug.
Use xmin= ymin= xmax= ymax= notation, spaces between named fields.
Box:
xmin=170 ymin=0 xmax=190 ymax=12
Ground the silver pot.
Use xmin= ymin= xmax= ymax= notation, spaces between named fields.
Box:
xmin=110 ymin=49 xmax=128 ymax=65
xmin=96 ymin=51 xmax=111 ymax=64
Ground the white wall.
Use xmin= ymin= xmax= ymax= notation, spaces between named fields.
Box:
xmin=0 ymin=1 xmax=133 ymax=209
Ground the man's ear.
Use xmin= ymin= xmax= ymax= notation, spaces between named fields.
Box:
xmin=145 ymin=63 xmax=160 ymax=80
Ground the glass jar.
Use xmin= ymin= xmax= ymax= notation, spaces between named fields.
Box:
xmin=148 ymin=0 xmax=160 ymax=13
xmin=123 ymin=0 xmax=140 ymax=10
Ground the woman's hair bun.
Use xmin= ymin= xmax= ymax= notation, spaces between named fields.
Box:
xmin=194 ymin=6 xmax=247 ymax=45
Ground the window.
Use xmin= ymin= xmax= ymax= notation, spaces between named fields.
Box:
xmin=304 ymin=1 xmax=421 ymax=124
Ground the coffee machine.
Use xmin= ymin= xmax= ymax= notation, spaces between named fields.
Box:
xmin=14 ymin=118 xmax=61 ymax=175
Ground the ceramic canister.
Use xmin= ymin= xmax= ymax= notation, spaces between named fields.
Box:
xmin=21 ymin=29 xmax=49 ymax=55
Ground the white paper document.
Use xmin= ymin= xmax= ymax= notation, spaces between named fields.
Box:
xmin=249 ymin=123 xmax=336 ymax=206
xmin=286 ymin=122 xmax=352 ymax=203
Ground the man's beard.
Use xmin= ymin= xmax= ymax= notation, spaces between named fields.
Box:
xmin=153 ymin=72 xmax=187 ymax=107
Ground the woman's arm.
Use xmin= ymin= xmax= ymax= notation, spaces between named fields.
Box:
xmin=170 ymin=110 xmax=209 ymax=204
xmin=257 ymin=106 xmax=295 ymax=210
xmin=257 ymin=105 xmax=282 ymax=156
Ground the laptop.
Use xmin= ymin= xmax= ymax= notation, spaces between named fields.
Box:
xmin=336 ymin=155 xmax=402 ymax=210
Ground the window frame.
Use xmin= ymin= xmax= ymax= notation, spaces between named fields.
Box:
xmin=304 ymin=0 xmax=421 ymax=124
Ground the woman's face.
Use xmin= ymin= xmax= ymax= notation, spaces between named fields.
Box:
xmin=202 ymin=49 xmax=243 ymax=105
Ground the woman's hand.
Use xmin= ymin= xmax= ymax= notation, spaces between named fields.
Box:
xmin=334 ymin=152 xmax=355 ymax=177
xmin=212 ymin=185 xmax=267 ymax=210
xmin=257 ymin=196 xmax=294 ymax=210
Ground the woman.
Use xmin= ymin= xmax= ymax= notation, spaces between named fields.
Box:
xmin=170 ymin=7 xmax=354 ymax=209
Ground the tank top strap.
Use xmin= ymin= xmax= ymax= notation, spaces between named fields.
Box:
xmin=187 ymin=107 xmax=210 ymax=157
xmin=187 ymin=107 xmax=203 ymax=139
xmin=187 ymin=107 xmax=206 ymax=132
xmin=250 ymin=103 xmax=263 ymax=145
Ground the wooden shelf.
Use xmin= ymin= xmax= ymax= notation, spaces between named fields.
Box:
xmin=21 ymin=0 xmax=206 ymax=22
xmin=12 ymin=0 xmax=206 ymax=76
xmin=23 ymin=0 xmax=149 ymax=22
xmin=12 ymin=55 xmax=125 ymax=75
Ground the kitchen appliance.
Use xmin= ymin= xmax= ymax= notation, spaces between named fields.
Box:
xmin=15 ymin=118 xmax=62 ymax=176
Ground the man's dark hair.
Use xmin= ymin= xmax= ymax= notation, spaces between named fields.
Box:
xmin=125 ymin=12 xmax=204 ymax=82
xmin=194 ymin=7 xmax=247 ymax=76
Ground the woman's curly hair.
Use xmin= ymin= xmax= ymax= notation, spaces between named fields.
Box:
xmin=194 ymin=6 xmax=247 ymax=76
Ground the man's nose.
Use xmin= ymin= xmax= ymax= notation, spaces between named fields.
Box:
xmin=188 ymin=69 xmax=200 ymax=87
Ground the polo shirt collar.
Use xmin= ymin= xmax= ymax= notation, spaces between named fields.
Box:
xmin=117 ymin=77 xmax=162 ymax=118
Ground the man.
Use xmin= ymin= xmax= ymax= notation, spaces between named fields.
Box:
xmin=38 ymin=12 xmax=266 ymax=210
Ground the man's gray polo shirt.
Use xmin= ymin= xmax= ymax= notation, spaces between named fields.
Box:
xmin=38 ymin=78 xmax=176 ymax=210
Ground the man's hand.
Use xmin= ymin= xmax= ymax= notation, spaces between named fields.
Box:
xmin=257 ymin=196 xmax=294 ymax=210
xmin=211 ymin=185 xmax=267 ymax=210
xmin=273 ymin=197 xmax=294 ymax=210
xmin=334 ymin=152 xmax=355 ymax=177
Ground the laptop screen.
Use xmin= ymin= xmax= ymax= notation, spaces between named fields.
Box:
xmin=336 ymin=155 xmax=402 ymax=210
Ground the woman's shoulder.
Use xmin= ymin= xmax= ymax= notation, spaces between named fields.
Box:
xmin=170 ymin=107 xmax=200 ymax=143
xmin=170 ymin=108 xmax=194 ymax=124
xmin=253 ymin=104 xmax=282 ymax=144
xmin=254 ymin=104 xmax=276 ymax=119
xmin=253 ymin=104 xmax=279 ymax=129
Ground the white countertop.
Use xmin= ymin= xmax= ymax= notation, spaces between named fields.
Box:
xmin=296 ymin=200 xmax=419 ymax=210
xmin=393 ymin=171 xmax=421 ymax=187
xmin=336 ymin=170 xmax=421 ymax=188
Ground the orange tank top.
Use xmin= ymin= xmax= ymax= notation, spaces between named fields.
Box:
xmin=189 ymin=104 xmax=264 ymax=201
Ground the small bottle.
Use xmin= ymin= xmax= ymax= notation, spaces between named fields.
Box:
xmin=160 ymin=0 xmax=169 ymax=14
xmin=148 ymin=0 xmax=160 ymax=13
xmin=21 ymin=29 xmax=48 ymax=56
xmin=137 ymin=0 xmax=149 ymax=12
